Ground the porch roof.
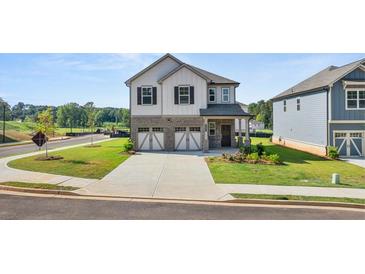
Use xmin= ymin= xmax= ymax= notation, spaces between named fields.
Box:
xmin=200 ymin=104 xmax=252 ymax=117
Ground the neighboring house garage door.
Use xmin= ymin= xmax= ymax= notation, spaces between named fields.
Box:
xmin=334 ymin=131 xmax=364 ymax=157
xmin=175 ymin=127 xmax=201 ymax=150
xmin=137 ymin=128 xmax=164 ymax=150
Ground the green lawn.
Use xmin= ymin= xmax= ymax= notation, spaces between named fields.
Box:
xmin=207 ymin=137 xmax=365 ymax=188
xmin=232 ymin=193 xmax=365 ymax=205
xmin=8 ymin=138 xmax=130 ymax=179
xmin=0 ymin=182 xmax=78 ymax=191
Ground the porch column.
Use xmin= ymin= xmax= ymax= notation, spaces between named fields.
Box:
xmin=238 ymin=118 xmax=243 ymax=147
xmin=203 ymin=117 xmax=209 ymax=152
xmin=244 ymin=117 xmax=250 ymax=146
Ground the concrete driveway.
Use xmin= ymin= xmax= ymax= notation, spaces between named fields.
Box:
xmin=341 ymin=157 xmax=365 ymax=168
xmin=76 ymin=151 xmax=233 ymax=201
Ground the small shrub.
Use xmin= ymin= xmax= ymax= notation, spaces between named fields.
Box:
xmin=240 ymin=145 xmax=251 ymax=155
xmin=123 ymin=138 xmax=134 ymax=152
xmin=267 ymin=153 xmax=281 ymax=164
xmin=256 ymin=143 xmax=265 ymax=156
xmin=246 ymin=152 xmax=259 ymax=162
xmin=327 ymin=146 xmax=339 ymax=159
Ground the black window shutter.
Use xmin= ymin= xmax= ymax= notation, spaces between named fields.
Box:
xmin=174 ymin=86 xmax=179 ymax=104
xmin=137 ymin=87 xmax=142 ymax=105
xmin=190 ymin=86 xmax=194 ymax=104
xmin=152 ymin=87 xmax=157 ymax=105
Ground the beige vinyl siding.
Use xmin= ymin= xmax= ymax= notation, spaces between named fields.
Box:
xmin=162 ymin=67 xmax=207 ymax=116
xmin=208 ymin=85 xmax=235 ymax=104
xmin=130 ymin=57 xmax=180 ymax=116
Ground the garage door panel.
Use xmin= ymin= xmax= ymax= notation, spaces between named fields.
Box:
xmin=350 ymin=138 xmax=362 ymax=156
xmin=152 ymin=132 xmax=164 ymax=150
xmin=335 ymin=138 xmax=347 ymax=156
xmin=138 ymin=133 xmax=150 ymax=150
xmin=175 ymin=132 xmax=186 ymax=150
xmin=189 ymin=132 xmax=201 ymax=150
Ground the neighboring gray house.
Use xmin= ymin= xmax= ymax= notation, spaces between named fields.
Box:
xmin=125 ymin=54 xmax=252 ymax=152
xmin=272 ymin=58 xmax=365 ymax=157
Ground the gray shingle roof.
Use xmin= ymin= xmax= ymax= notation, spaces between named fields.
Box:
xmin=272 ymin=58 xmax=365 ymax=100
xmin=200 ymin=104 xmax=251 ymax=116
xmin=125 ymin=53 xmax=240 ymax=86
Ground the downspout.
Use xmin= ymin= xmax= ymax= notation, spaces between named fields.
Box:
xmin=327 ymin=85 xmax=332 ymax=148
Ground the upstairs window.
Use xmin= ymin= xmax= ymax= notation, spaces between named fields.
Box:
xmin=283 ymin=100 xmax=287 ymax=112
xmin=208 ymin=87 xmax=216 ymax=103
xmin=142 ymin=87 xmax=152 ymax=105
xmin=179 ymin=86 xmax=190 ymax=104
xmin=346 ymin=90 xmax=365 ymax=110
xmin=222 ymin=88 xmax=230 ymax=103
xmin=296 ymin=97 xmax=301 ymax=111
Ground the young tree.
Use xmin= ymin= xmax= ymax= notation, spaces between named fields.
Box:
xmin=84 ymin=102 xmax=96 ymax=145
xmin=36 ymin=107 xmax=55 ymax=158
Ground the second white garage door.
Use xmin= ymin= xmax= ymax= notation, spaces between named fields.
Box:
xmin=175 ymin=127 xmax=201 ymax=150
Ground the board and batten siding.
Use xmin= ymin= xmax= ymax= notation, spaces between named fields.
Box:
xmin=130 ymin=57 xmax=180 ymax=116
xmin=162 ymin=67 xmax=207 ymax=116
xmin=273 ymin=90 xmax=328 ymax=147
xmin=331 ymin=68 xmax=365 ymax=121
xmin=207 ymin=85 xmax=235 ymax=104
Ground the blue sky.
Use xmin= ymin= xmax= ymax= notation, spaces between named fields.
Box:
xmin=0 ymin=53 xmax=364 ymax=108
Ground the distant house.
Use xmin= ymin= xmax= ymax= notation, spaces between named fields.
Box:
xmin=272 ymin=58 xmax=365 ymax=157
xmin=125 ymin=54 xmax=253 ymax=152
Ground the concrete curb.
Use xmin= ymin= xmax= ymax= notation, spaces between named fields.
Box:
xmin=0 ymin=185 xmax=81 ymax=196
xmin=1 ymin=186 xmax=364 ymax=210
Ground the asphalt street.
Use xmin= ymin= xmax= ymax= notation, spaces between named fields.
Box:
xmin=0 ymin=134 xmax=109 ymax=158
xmin=0 ymin=193 xmax=364 ymax=220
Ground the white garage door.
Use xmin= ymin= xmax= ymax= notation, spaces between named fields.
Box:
xmin=137 ymin=128 xmax=164 ymax=150
xmin=334 ymin=131 xmax=364 ymax=157
xmin=175 ymin=127 xmax=201 ymax=150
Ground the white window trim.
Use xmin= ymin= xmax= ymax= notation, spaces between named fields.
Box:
xmin=296 ymin=97 xmax=301 ymax=111
xmin=208 ymin=87 xmax=216 ymax=103
xmin=178 ymin=85 xmax=190 ymax=105
xmin=141 ymin=86 xmax=153 ymax=106
xmin=345 ymin=89 xmax=365 ymax=110
xmin=208 ymin=122 xmax=216 ymax=136
xmin=221 ymin=87 xmax=230 ymax=103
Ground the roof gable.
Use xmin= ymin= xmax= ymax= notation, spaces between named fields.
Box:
xmin=273 ymin=58 xmax=365 ymax=100
xmin=157 ymin=64 xmax=211 ymax=83
xmin=124 ymin=54 xmax=183 ymax=86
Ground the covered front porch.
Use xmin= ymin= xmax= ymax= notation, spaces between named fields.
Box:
xmin=200 ymin=104 xmax=253 ymax=152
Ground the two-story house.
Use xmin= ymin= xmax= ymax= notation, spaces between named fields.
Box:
xmin=125 ymin=54 xmax=252 ymax=152
xmin=272 ymin=58 xmax=365 ymax=157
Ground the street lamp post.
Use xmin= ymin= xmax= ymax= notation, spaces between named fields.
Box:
xmin=2 ymin=104 xmax=5 ymax=143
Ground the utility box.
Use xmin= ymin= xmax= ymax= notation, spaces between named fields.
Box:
xmin=332 ymin=173 xmax=340 ymax=184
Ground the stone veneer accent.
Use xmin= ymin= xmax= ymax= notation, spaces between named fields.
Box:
xmin=208 ymin=119 xmax=237 ymax=149
xmin=272 ymin=136 xmax=327 ymax=156
xmin=131 ymin=116 xmax=204 ymax=151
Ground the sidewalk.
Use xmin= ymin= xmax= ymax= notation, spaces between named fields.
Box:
xmin=0 ymin=138 xmax=112 ymax=188
xmin=218 ymin=184 xmax=365 ymax=199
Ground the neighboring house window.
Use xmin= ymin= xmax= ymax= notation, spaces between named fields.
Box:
xmin=222 ymin=88 xmax=230 ymax=102
xmin=346 ymin=90 xmax=365 ymax=110
xmin=296 ymin=98 xmax=301 ymax=111
xmin=283 ymin=100 xmax=287 ymax=112
xmin=208 ymin=122 xmax=216 ymax=136
xmin=179 ymin=86 xmax=190 ymax=104
xmin=208 ymin=87 xmax=216 ymax=102
xmin=142 ymin=87 xmax=152 ymax=105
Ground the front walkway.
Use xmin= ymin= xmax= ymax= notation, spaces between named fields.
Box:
xmin=219 ymin=184 xmax=365 ymax=199
xmin=76 ymin=151 xmax=233 ymax=201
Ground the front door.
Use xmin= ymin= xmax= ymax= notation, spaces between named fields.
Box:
xmin=221 ymin=125 xmax=231 ymax=147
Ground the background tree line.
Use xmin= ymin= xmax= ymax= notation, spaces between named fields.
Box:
xmin=248 ymin=100 xmax=273 ymax=129
xmin=0 ymin=97 xmax=130 ymax=129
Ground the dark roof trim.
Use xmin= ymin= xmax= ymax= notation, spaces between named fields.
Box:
xmin=125 ymin=54 xmax=183 ymax=86
xmin=157 ymin=64 xmax=211 ymax=83
xmin=272 ymin=86 xmax=329 ymax=101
